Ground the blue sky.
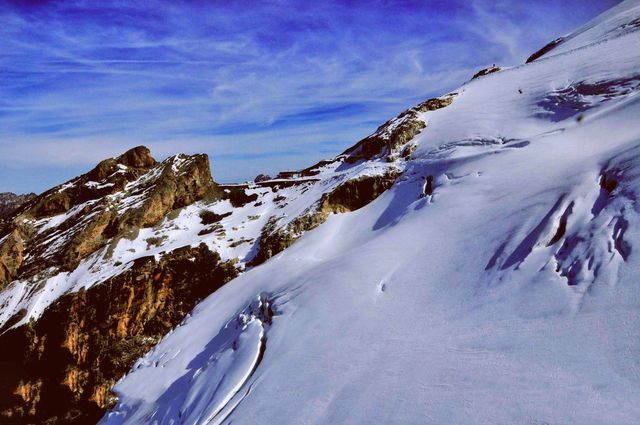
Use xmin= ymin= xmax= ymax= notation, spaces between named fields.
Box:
xmin=0 ymin=0 xmax=620 ymax=193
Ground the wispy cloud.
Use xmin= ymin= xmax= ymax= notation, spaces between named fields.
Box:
xmin=0 ymin=0 xmax=620 ymax=192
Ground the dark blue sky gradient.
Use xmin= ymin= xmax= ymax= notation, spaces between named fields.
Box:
xmin=0 ymin=0 xmax=620 ymax=193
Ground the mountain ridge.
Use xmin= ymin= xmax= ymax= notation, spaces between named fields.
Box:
xmin=0 ymin=70 xmax=459 ymax=425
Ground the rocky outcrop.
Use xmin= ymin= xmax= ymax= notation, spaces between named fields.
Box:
xmin=0 ymin=243 xmax=238 ymax=424
xmin=115 ymin=153 xmax=217 ymax=230
xmin=224 ymin=186 xmax=259 ymax=208
xmin=342 ymin=95 xmax=454 ymax=162
xmin=471 ymin=65 xmax=501 ymax=80
xmin=249 ymin=213 xmax=324 ymax=267
xmin=254 ymin=174 xmax=272 ymax=183
xmin=526 ymin=37 xmax=564 ymax=63
xmin=0 ymin=193 xmax=36 ymax=219
xmin=0 ymin=148 xmax=240 ymax=423
xmin=27 ymin=146 xmax=157 ymax=221
xmin=250 ymin=171 xmax=400 ymax=265
xmin=0 ymin=147 xmax=220 ymax=286
xmin=0 ymin=230 xmax=25 ymax=290
xmin=320 ymin=171 xmax=401 ymax=213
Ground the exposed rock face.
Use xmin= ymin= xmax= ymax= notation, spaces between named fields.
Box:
xmin=342 ymin=94 xmax=454 ymax=162
xmin=222 ymin=186 xmax=259 ymax=208
xmin=87 ymin=146 xmax=156 ymax=182
xmin=250 ymin=171 xmax=400 ymax=265
xmin=0 ymin=148 xmax=240 ymax=423
xmin=114 ymin=153 xmax=217 ymax=229
xmin=526 ymin=37 xmax=564 ymax=63
xmin=0 ymin=193 xmax=36 ymax=219
xmin=0 ymin=243 xmax=238 ymax=424
xmin=0 ymin=230 xmax=25 ymax=290
xmin=0 ymin=148 xmax=219 ymax=287
xmin=249 ymin=214 xmax=323 ymax=267
xmin=320 ymin=171 xmax=401 ymax=213
xmin=27 ymin=147 xmax=157 ymax=221
xmin=471 ymin=65 xmax=501 ymax=79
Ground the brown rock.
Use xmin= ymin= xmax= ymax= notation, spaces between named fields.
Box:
xmin=526 ymin=37 xmax=564 ymax=63
xmin=471 ymin=65 xmax=501 ymax=80
xmin=0 ymin=193 xmax=37 ymax=219
xmin=0 ymin=244 xmax=238 ymax=424
xmin=343 ymin=94 xmax=454 ymax=161
xmin=250 ymin=171 xmax=400 ymax=266
xmin=0 ymin=230 xmax=25 ymax=289
xmin=0 ymin=148 xmax=220 ymax=285
xmin=116 ymin=146 xmax=156 ymax=169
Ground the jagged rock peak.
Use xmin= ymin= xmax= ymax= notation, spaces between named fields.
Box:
xmin=0 ymin=192 xmax=36 ymax=219
xmin=116 ymin=145 xmax=157 ymax=168
xmin=87 ymin=145 xmax=156 ymax=181
xmin=0 ymin=146 xmax=218 ymax=289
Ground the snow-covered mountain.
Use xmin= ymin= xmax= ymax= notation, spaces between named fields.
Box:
xmin=2 ymin=0 xmax=640 ymax=423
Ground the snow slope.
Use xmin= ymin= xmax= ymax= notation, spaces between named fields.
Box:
xmin=103 ymin=2 xmax=640 ymax=424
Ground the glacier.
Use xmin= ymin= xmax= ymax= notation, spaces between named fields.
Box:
xmin=97 ymin=1 xmax=640 ymax=424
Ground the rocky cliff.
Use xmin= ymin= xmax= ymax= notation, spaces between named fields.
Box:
xmin=0 ymin=147 xmax=228 ymax=423
xmin=0 ymin=193 xmax=36 ymax=220
xmin=0 ymin=243 xmax=238 ymax=424
xmin=0 ymin=146 xmax=218 ymax=290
